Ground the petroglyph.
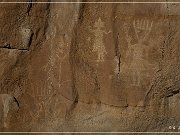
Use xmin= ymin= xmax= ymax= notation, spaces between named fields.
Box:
xmin=90 ymin=18 xmax=111 ymax=63
xmin=30 ymin=80 xmax=56 ymax=119
xmin=124 ymin=19 xmax=154 ymax=86
xmin=40 ymin=27 xmax=70 ymax=119
xmin=44 ymin=33 xmax=69 ymax=88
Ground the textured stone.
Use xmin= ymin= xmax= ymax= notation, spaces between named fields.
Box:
xmin=0 ymin=0 xmax=179 ymax=132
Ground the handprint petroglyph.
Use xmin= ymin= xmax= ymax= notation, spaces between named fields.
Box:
xmin=133 ymin=19 xmax=153 ymax=42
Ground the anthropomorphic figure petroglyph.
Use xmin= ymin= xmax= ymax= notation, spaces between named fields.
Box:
xmin=124 ymin=19 xmax=153 ymax=86
xmin=90 ymin=18 xmax=111 ymax=63
xmin=0 ymin=94 xmax=19 ymax=128
xmin=42 ymin=27 xmax=69 ymax=118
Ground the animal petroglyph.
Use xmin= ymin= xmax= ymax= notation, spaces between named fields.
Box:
xmin=90 ymin=18 xmax=111 ymax=63
xmin=124 ymin=19 xmax=154 ymax=86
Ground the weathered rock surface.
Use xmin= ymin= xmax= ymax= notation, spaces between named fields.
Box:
xmin=0 ymin=0 xmax=180 ymax=132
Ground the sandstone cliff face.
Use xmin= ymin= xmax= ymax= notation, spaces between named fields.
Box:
xmin=0 ymin=0 xmax=180 ymax=132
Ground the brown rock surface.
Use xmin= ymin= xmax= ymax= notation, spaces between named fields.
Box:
xmin=0 ymin=0 xmax=180 ymax=132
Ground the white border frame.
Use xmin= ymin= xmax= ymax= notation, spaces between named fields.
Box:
xmin=0 ymin=132 xmax=179 ymax=134
xmin=1 ymin=1 xmax=180 ymax=3
xmin=0 ymin=1 xmax=179 ymax=134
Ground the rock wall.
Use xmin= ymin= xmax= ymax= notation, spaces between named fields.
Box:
xmin=0 ymin=0 xmax=179 ymax=132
